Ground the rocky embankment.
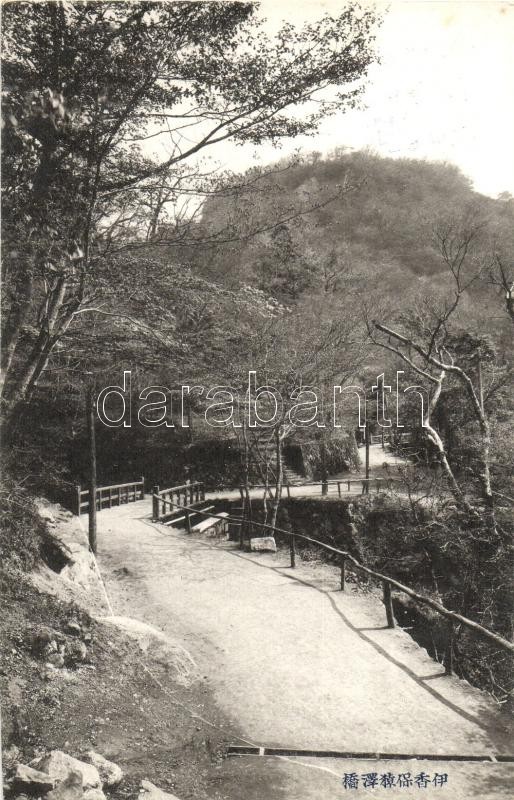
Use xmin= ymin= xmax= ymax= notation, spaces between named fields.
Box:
xmin=1 ymin=500 xmax=228 ymax=800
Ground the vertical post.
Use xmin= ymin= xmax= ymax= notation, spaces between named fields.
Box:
xmin=239 ymin=497 xmax=245 ymax=550
xmin=87 ymin=385 xmax=97 ymax=555
xmin=365 ymin=420 xmax=370 ymax=494
xmin=445 ymin=619 xmax=455 ymax=676
xmin=286 ymin=482 xmax=291 ymax=499
xmin=381 ymin=430 xmax=385 ymax=449
xmin=76 ymin=485 xmax=81 ymax=516
xmin=337 ymin=481 xmax=341 ymax=498
xmin=109 ymin=487 xmax=112 ymax=508
xmin=290 ymin=532 xmax=296 ymax=568
xmin=185 ymin=508 xmax=192 ymax=535
xmin=382 ymin=581 xmax=395 ymax=628
xmin=348 ymin=479 xmax=350 ymax=492
xmin=152 ymin=485 xmax=160 ymax=521
xmin=340 ymin=556 xmax=346 ymax=591
xmin=141 ymin=476 xmax=145 ymax=499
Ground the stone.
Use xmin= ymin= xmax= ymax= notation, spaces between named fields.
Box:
xmin=139 ymin=779 xmax=181 ymax=800
xmin=43 ymin=640 xmax=59 ymax=656
xmin=64 ymin=640 xmax=88 ymax=666
xmin=250 ymin=536 xmax=277 ymax=553
xmin=31 ymin=626 xmax=56 ymax=657
xmin=39 ymin=508 xmax=56 ymax=524
xmin=11 ymin=764 xmax=56 ymax=794
xmin=83 ymin=790 xmax=106 ymax=800
xmin=84 ymin=752 xmax=123 ymax=789
xmin=45 ymin=769 xmax=83 ymax=800
xmin=34 ymin=751 xmax=101 ymax=791
xmin=65 ymin=621 xmax=82 ymax=637
xmin=47 ymin=652 xmax=65 ymax=668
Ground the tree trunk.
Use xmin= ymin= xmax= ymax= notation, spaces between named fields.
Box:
xmin=270 ymin=427 xmax=283 ymax=533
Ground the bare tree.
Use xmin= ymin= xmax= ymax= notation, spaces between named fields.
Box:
xmin=369 ymin=219 xmax=507 ymax=542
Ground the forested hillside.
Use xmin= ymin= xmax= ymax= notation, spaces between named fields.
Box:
xmin=3 ymin=147 xmax=514 ymax=497
xmin=193 ymin=150 xmax=513 ymax=325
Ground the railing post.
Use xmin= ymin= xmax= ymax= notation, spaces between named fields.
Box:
xmin=290 ymin=532 xmax=296 ymax=568
xmin=340 ymin=556 xmax=346 ymax=591
xmin=185 ymin=508 xmax=192 ymax=535
xmin=348 ymin=480 xmax=350 ymax=492
xmin=76 ymin=485 xmax=82 ymax=516
xmin=140 ymin=476 xmax=145 ymax=499
xmin=383 ymin=581 xmax=395 ymax=628
xmin=239 ymin=488 xmax=246 ymax=550
xmin=286 ymin=482 xmax=291 ymax=499
xmin=445 ymin=620 xmax=455 ymax=675
xmin=152 ymin=485 xmax=160 ymax=521
xmin=337 ymin=481 xmax=341 ymax=498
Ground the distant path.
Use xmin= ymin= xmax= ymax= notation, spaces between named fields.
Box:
xmin=97 ymin=501 xmax=514 ymax=799
xmin=205 ymin=442 xmax=405 ymax=503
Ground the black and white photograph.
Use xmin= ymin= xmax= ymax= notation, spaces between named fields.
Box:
xmin=1 ymin=1 xmax=514 ymax=798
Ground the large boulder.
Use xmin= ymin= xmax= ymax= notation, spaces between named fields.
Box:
xmin=84 ymin=752 xmax=123 ymax=789
xmin=139 ymin=780 xmax=181 ymax=800
xmin=45 ymin=770 xmax=83 ymax=800
xmin=11 ymin=764 xmax=56 ymax=795
xmin=33 ymin=751 xmax=101 ymax=791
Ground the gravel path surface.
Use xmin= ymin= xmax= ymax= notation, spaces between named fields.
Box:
xmin=97 ymin=501 xmax=514 ymax=799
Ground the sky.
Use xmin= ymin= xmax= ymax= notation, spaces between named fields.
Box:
xmin=193 ymin=0 xmax=514 ymax=198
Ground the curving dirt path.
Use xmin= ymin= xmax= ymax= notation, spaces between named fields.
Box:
xmin=97 ymin=500 xmax=514 ymax=799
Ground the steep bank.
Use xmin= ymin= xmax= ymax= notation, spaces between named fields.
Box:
xmin=0 ymin=490 xmax=243 ymax=800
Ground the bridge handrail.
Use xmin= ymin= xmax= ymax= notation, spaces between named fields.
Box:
xmin=77 ymin=477 xmax=144 ymax=514
xmin=152 ymin=480 xmax=205 ymax=522
xmin=152 ymin=493 xmax=514 ymax=656
xmin=240 ymin=478 xmax=400 ymax=489
xmin=156 ymin=480 xmax=204 ymax=495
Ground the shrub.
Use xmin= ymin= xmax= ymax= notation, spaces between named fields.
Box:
xmin=0 ymin=476 xmax=49 ymax=572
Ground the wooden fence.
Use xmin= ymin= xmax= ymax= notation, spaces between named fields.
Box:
xmin=152 ymin=480 xmax=205 ymax=523
xmin=151 ymin=494 xmax=514 ymax=669
xmin=77 ymin=477 xmax=144 ymax=515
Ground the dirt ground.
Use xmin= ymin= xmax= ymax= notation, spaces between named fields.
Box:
xmin=0 ymin=568 xmax=250 ymax=800
xmin=96 ymin=500 xmax=514 ymax=799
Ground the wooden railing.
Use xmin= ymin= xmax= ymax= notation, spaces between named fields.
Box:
xmin=77 ymin=477 xmax=144 ymax=515
xmin=151 ymin=494 xmax=514 ymax=667
xmin=240 ymin=477 xmax=400 ymax=498
xmin=152 ymin=481 xmax=205 ymax=523
xmin=370 ymin=432 xmax=414 ymax=445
